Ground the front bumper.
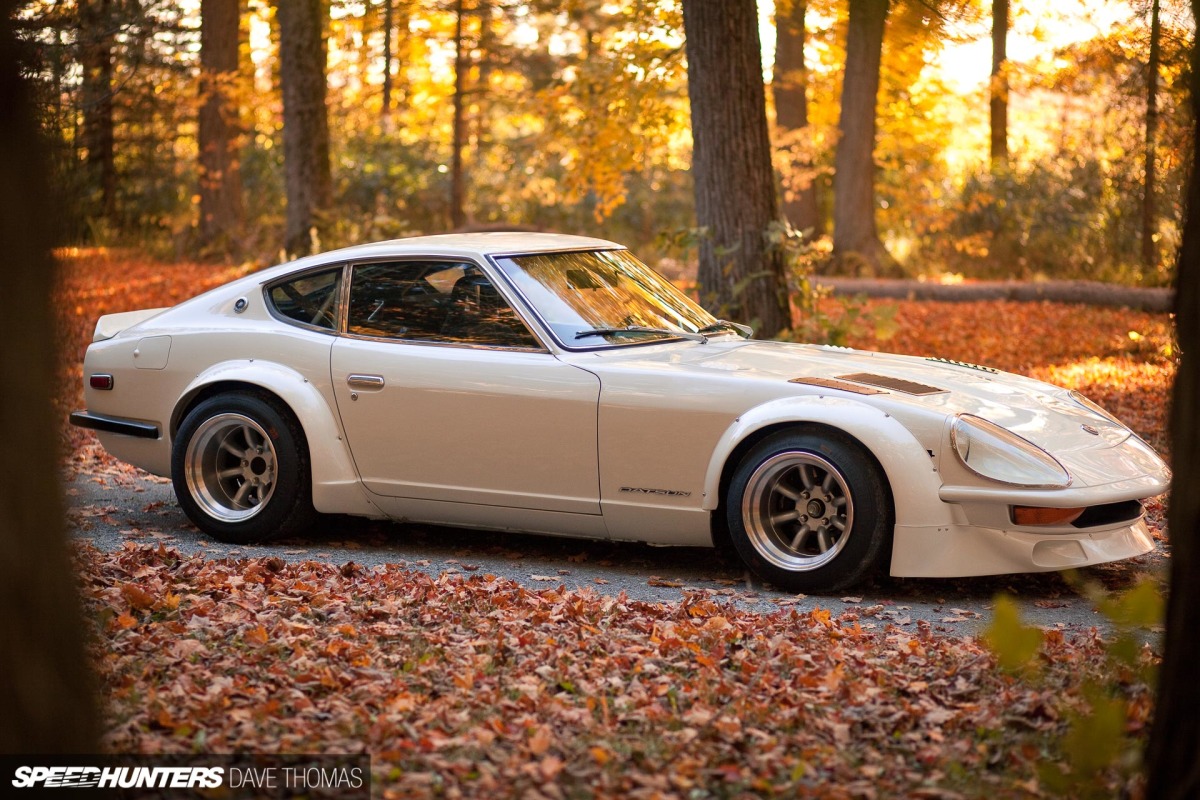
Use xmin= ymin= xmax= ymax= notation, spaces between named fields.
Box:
xmin=889 ymin=517 xmax=1155 ymax=578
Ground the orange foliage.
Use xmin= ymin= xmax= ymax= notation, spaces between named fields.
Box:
xmin=75 ymin=542 xmax=1158 ymax=797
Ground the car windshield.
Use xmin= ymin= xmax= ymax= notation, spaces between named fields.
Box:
xmin=493 ymin=249 xmax=719 ymax=348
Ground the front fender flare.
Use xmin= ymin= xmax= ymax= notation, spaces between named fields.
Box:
xmin=701 ymin=395 xmax=953 ymax=532
xmin=176 ymin=361 xmax=381 ymax=517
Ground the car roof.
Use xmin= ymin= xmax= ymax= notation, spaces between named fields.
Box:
xmin=276 ymin=232 xmax=622 ymax=276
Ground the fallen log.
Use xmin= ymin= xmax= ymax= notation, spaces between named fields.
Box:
xmin=814 ymin=277 xmax=1174 ymax=313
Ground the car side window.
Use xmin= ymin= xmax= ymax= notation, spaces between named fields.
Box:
xmin=346 ymin=261 xmax=541 ymax=349
xmin=266 ymin=267 xmax=342 ymax=330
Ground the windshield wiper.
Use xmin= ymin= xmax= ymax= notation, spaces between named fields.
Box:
xmin=574 ymin=326 xmax=708 ymax=343
xmin=697 ymin=319 xmax=753 ymax=339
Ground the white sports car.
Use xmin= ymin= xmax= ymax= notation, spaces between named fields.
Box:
xmin=71 ymin=233 xmax=1170 ymax=591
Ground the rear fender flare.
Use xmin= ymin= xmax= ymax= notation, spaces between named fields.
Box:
xmin=176 ymin=361 xmax=377 ymax=516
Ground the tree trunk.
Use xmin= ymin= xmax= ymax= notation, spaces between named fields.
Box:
xmin=381 ymin=0 xmax=394 ymax=120
xmin=0 ymin=1 xmax=100 ymax=754
xmin=472 ymin=0 xmax=493 ymax=171
xmin=773 ymin=0 xmax=822 ymax=237
xmin=1143 ymin=0 xmax=1162 ymax=271
xmin=832 ymin=0 xmax=893 ymax=276
xmin=990 ymin=0 xmax=1008 ymax=171
xmin=78 ymin=0 xmax=116 ymax=222
xmin=450 ymin=0 xmax=468 ymax=229
xmin=1144 ymin=3 xmax=1200 ymax=792
xmin=52 ymin=23 xmax=64 ymax=138
xmin=681 ymin=0 xmax=790 ymax=337
xmin=198 ymin=0 xmax=245 ymax=254
xmin=277 ymin=0 xmax=332 ymax=256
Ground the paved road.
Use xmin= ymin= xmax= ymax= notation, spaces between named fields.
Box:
xmin=65 ymin=469 xmax=1167 ymax=642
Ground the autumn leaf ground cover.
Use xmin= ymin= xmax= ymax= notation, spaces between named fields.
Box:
xmin=79 ymin=543 xmax=1157 ymax=799
xmin=56 ymin=251 xmax=1174 ymax=798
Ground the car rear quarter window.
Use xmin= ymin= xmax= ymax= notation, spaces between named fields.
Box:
xmin=267 ymin=268 xmax=343 ymax=331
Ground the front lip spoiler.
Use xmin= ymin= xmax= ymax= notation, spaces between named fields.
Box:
xmin=69 ymin=410 xmax=159 ymax=439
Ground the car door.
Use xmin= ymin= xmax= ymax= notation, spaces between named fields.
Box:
xmin=330 ymin=259 xmax=602 ymax=515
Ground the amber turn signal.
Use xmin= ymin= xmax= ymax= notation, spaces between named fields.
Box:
xmin=1011 ymin=505 xmax=1085 ymax=526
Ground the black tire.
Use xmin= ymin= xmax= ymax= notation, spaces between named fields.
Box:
xmin=171 ymin=392 xmax=316 ymax=544
xmin=726 ymin=429 xmax=892 ymax=593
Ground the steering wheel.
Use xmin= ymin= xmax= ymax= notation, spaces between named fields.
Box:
xmin=309 ymin=287 xmax=337 ymax=327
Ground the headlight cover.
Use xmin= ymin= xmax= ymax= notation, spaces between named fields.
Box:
xmin=950 ymin=414 xmax=1072 ymax=488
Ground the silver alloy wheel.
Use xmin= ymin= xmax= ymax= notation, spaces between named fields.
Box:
xmin=183 ymin=412 xmax=278 ymax=522
xmin=741 ymin=450 xmax=854 ymax=572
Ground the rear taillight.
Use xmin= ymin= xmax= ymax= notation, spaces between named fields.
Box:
xmin=89 ymin=374 xmax=114 ymax=390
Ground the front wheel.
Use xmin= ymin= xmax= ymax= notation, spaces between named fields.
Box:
xmin=172 ymin=393 xmax=315 ymax=544
xmin=726 ymin=429 xmax=892 ymax=593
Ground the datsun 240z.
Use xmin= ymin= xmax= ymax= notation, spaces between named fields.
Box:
xmin=71 ymin=233 xmax=1170 ymax=591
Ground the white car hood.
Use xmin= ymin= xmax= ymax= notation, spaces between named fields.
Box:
xmin=594 ymin=338 xmax=1139 ymax=459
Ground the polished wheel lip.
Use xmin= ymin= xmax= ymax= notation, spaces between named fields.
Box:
xmin=184 ymin=412 xmax=277 ymax=523
xmin=741 ymin=450 xmax=854 ymax=572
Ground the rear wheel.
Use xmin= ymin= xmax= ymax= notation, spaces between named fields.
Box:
xmin=726 ymin=429 xmax=892 ymax=593
xmin=172 ymin=393 xmax=315 ymax=543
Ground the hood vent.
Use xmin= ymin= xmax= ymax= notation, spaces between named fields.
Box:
xmin=926 ymin=357 xmax=999 ymax=374
xmin=790 ymin=377 xmax=887 ymax=395
xmin=837 ymin=372 xmax=948 ymax=396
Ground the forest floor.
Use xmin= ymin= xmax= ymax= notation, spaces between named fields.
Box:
xmin=56 ymin=250 xmax=1175 ymax=799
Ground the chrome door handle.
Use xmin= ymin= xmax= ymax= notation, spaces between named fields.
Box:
xmin=346 ymin=374 xmax=385 ymax=390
